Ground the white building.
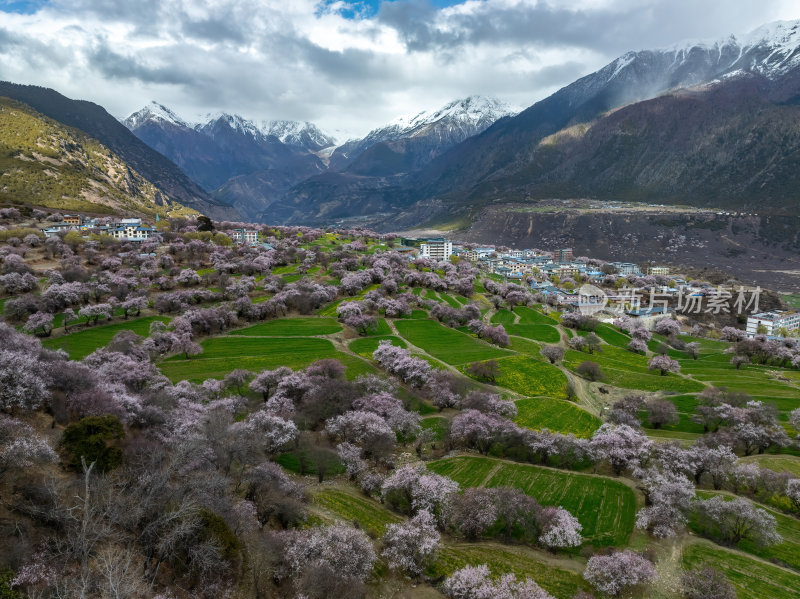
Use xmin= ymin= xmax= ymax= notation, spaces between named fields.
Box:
xmin=419 ymin=238 xmax=453 ymax=262
xmin=746 ymin=311 xmax=800 ymax=337
xmin=108 ymin=221 xmax=154 ymax=242
xmin=609 ymin=262 xmax=641 ymax=276
xmin=228 ymin=228 xmax=259 ymax=244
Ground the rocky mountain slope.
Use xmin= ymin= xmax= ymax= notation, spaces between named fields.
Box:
xmin=124 ymin=106 xmax=328 ymax=220
xmin=0 ymin=83 xmax=238 ymax=220
xmin=0 ymin=97 xmax=196 ymax=217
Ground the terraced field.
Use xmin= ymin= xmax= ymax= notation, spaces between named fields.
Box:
xmin=682 ymin=542 xmax=800 ymax=599
xmin=229 ymin=317 xmax=342 ymax=336
xmin=515 ymin=397 xmax=601 ymax=437
xmin=694 ymin=492 xmax=800 ymax=573
xmin=740 ymin=455 xmax=800 ymax=477
xmin=160 ymin=336 xmax=374 ymax=382
xmin=348 ymin=335 xmax=407 ymax=358
xmin=429 ymin=456 xmax=636 ymax=547
xmin=312 ymin=487 xmax=402 ymax=537
xmin=394 ymin=319 xmax=513 ymax=365
xmin=481 ymin=355 xmax=568 ymax=397
xmin=42 ymin=315 xmax=171 ymax=360
xmin=563 ymin=346 xmax=705 ymax=393
xmin=431 ymin=544 xmax=590 ymax=599
xmin=507 ymin=323 xmax=561 ymax=343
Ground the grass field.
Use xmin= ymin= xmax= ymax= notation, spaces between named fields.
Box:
xmin=740 ymin=455 xmax=800 ymax=477
xmin=421 ymin=416 xmax=448 ymax=440
xmin=515 ymin=397 xmax=601 ymax=437
xmin=578 ymin=324 xmax=631 ymax=348
xmin=563 ymin=346 xmax=705 ymax=393
xmin=431 ymin=543 xmax=590 ymax=599
xmin=229 ymin=317 xmax=342 ymax=336
xmin=395 ymin=319 xmax=513 ymax=365
xmin=275 ymin=450 xmax=345 ymax=477
xmin=348 ymin=335 xmax=407 ymax=358
xmin=160 ymin=336 xmax=375 ymax=382
xmin=507 ymin=324 xmax=561 ymax=343
xmin=479 ymin=355 xmax=568 ymax=398
xmin=508 ymin=337 xmax=542 ymax=355
xmin=682 ymin=542 xmax=800 ymax=599
xmin=42 ymin=316 xmax=171 ymax=360
xmin=693 ymin=491 xmax=800 ymax=573
xmin=429 ymin=456 xmax=636 ymax=547
xmin=311 ymin=487 xmax=403 ymax=537
xmin=515 ymin=307 xmax=558 ymax=324
xmin=491 ymin=310 xmax=517 ymax=325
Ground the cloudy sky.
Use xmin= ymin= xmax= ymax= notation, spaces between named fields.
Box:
xmin=0 ymin=0 xmax=798 ymax=140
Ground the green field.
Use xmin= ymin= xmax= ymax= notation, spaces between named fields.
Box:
xmin=275 ymin=450 xmax=345 ymax=477
xmin=578 ymin=324 xmax=631 ymax=348
xmin=682 ymin=542 xmax=800 ymax=599
xmin=348 ymin=335 xmax=407 ymax=358
xmin=429 ymin=456 xmax=636 ymax=547
xmin=160 ymin=336 xmax=375 ymax=382
xmin=478 ymin=355 xmax=568 ymax=398
xmin=42 ymin=316 xmax=171 ymax=360
xmin=693 ymin=492 xmax=800 ymax=573
xmin=394 ymin=319 xmax=513 ymax=365
xmin=515 ymin=307 xmax=559 ymax=325
xmin=229 ymin=317 xmax=342 ymax=336
xmin=563 ymin=346 xmax=705 ymax=393
xmin=507 ymin=324 xmax=561 ymax=343
xmin=491 ymin=309 xmax=517 ymax=325
xmin=740 ymin=455 xmax=800 ymax=477
xmin=431 ymin=543 xmax=590 ymax=599
xmin=515 ymin=397 xmax=601 ymax=437
xmin=421 ymin=416 xmax=448 ymax=441
xmin=312 ymin=487 xmax=403 ymax=536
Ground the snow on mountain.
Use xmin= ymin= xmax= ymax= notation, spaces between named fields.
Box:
xmin=196 ymin=112 xmax=265 ymax=139
xmin=259 ymin=120 xmax=337 ymax=151
xmin=123 ymin=101 xmax=193 ymax=130
xmin=331 ymin=95 xmax=518 ymax=165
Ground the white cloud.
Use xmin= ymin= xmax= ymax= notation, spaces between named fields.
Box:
xmin=0 ymin=0 xmax=796 ymax=139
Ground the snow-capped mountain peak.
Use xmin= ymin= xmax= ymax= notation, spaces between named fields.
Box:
xmin=388 ymin=95 xmax=518 ymax=132
xmin=259 ymin=120 xmax=337 ymax=151
xmin=199 ymin=112 xmax=263 ymax=138
xmin=123 ymin=101 xmax=192 ymax=130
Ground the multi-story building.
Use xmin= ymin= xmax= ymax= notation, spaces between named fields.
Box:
xmin=609 ymin=262 xmax=641 ymax=276
xmin=229 ymin=228 xmax=259 ymax=244
xmin=746 ymin=311 xmax=800 ymax=337
xmin=555 ymin=248 xmax=573 ymax=264
xmin=647 ymin=266 xmax=670 ymax=276
xmin=419 ymin=238 xmax=453 ymax=262
xmin=108 ymin=219 xmax=154 ymax=242
xmin=61 ymin=214 xmax=82 ymax=225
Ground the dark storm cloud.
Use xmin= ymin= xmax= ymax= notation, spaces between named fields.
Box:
xmin=377 ymin=0 xmax=789 ymax=55
xmin=0 ymin=0 xmax=795 ymax=137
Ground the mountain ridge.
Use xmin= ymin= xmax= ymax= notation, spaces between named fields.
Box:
xmin=0 ymin=97 xmax=197 ymax=218
xmin=0 ymin=82 xmax=238 ymax=220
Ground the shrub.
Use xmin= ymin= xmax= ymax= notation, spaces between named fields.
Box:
xmin=60 ymin=415 xmax=124 ymax=472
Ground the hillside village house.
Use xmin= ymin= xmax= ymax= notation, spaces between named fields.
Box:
xmin=647 ymin=266 xmax=670 ymax=276
xmin=107 ymin=218 xmax=155 ymax=242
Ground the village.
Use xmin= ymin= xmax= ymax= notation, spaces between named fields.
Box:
xmin=33 ymin=212 xmax=798 ymax=341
